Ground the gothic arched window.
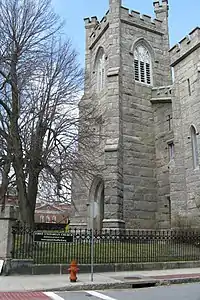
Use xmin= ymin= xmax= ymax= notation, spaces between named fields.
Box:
xmin=96 ymin=48 xmax=105 ymax=92
xmin=191 ymin=125 xmax=199 ymax=169
xmin=134 ymin=45 xmax=152 ymax=85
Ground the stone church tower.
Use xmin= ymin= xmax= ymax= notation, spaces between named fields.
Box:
xmin=71 ymin=0 xmax=200 ymax=229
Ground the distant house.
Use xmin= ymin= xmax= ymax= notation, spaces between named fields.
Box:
xmin=35 ymin=202 xmax=71 ymax=224
xmin=4 ymin=194 xmax=18 ymax=206
xmin=4 ymin=195 xmax=71 ymax=224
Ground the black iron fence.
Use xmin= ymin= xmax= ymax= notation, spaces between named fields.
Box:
xmin=34 ymin=222 xmax=67 ymax=231
xmin=11 ymin=225 xmax=200 ymax=265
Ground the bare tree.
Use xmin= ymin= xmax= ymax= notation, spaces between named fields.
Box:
xmin=0 ymin=0 xmax=99 ymax=227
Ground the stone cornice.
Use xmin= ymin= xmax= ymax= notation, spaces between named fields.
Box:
xmin=107 ymin=67 xmax=120 ymax=77
xmin=121 ymin=19 xmax=163 ymax=36
xmin=150 ymin=97 xmax=172 ymax=103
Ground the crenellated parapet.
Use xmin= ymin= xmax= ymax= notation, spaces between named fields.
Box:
xmin=169 ymin=27 xmax=200 ymax=67
xmin=84 ymin=16 xmax=98 ymax=27
xmin=90 ymin=14 xmax=109 ymax=39
xmin=84 ymin=12 xmax=109 ymax=49
xmin=153 ymin=0 xmax=168 ymax=13
xmin=84 ymin=1 xmax=169 ymax=50
xmin=151 ymin=85 xmax=172 ymax=103
xmin=120 ymin=6 xmax=164 ymax=35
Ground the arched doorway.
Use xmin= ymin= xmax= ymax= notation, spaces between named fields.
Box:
xmin=89 ymin=177 xmax=104 ymax=231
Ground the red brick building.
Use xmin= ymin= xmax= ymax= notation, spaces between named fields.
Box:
xmin=4 ymin=195 xmax=71 ymax=224
xmin=35 ymin=202 xmax=71 ymax=224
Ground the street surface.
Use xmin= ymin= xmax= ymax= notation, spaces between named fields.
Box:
xmin=1 ymin=283 xmax=200 ymax=299
xmin=52 ymin=283 xmax=200 ymax=299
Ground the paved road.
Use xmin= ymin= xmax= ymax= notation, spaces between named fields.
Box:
xmin=1 ymin=283 xmax=200 ymax=299
xmin=48 ymin=283 xmax=200 ymax=299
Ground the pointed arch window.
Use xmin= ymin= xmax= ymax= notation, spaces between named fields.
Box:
xmin=134 ymin=45 xmax=152 ymax=85
xmin=191 ymin=125 xmax=199 ymax=169
xmin=96 ymin=48 xmax=105 ymax=92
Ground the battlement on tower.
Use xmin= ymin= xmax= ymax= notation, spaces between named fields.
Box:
xmin=84 ymin=1 xmax=168 ymax=50
xmin=120 ymin=6 xmax=164 ymax=35
xmin=84 ymin=11 xmax=109 ymax=49
xmin=84 ymin=16 xmax=98 ymax=27
xmin=169 ymin=27 xmax=200 ymax=67
xmin=153 ymin=0 xmax=168 ymax=11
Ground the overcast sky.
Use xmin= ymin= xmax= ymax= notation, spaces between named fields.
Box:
xmin=51 ymin=0 xmax=199 ymax=66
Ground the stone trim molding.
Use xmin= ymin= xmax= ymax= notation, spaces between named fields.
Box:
xmin=150 ymin=97 xmax=172 ymax=103
xmin=107 ymin=67 xmax=120 ymax=77
xmin=102 ymin=219 xmax=125 ymax=223
xmin=104 ymin=144 xmax=119 ymax=152
xmin=121 ymin=19 xmax=163 ymax=36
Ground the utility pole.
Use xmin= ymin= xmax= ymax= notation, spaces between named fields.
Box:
xmin=90 ymin=200 xmax=97 ymax=282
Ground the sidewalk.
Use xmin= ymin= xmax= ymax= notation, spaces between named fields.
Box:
xmin=1 ymin=268 xmax=200 ymax=292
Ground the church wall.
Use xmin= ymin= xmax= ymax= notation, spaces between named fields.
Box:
xmin=70 ymin=19 xmax=110 ymax=228
xmin=71 ymin=0 xmax=173 ymax=230
xmin=120 ymin=8 xmax=171 ymax=228
xmin=152 ymin=101 xmax=173 ymax=228
xmin=170 ymin=34 xmax=200 ymax=226
xmin=71 ymin=1 xmax=125 ymax=229
xmin=70 ymin=175 xmax=91 ymax=227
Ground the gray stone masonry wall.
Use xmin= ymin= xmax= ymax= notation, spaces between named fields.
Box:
xmin=102 ymin=0 xmax=125 ymax=229
xmin=71 ymin=0 xmax=125 ymax=229
xmin=151 ymin=86 xmax=173 ymax=228
xmin=120 ymin=1 xmax=172 ymax=229
xmin=71 ymin=0 xmax=173 ymax=230
xmin=153 ymin=0 xmax=171 ymax=85
xmin=169 ymin=27 xmax=200 ymax=226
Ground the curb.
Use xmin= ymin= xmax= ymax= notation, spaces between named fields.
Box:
xmin=159 ymin=276 xmax=200 ymax=286
xmin=31 ymin=276 xmax=200 ymax=292
xmin=32 ymin=280 xmax=159 ymax=292
xmin=2 ymin=276 xmax=200 ymax=292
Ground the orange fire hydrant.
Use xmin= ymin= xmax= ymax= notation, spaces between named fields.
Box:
xmin=68 ymin=260 xmax=79 ymax=282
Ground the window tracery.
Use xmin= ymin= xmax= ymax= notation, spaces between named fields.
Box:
xmin=134 ymin=45 xmax=152 ymax=85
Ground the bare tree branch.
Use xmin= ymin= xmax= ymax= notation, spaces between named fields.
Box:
xmin=0 ymin=0 xmax=101 ymax=228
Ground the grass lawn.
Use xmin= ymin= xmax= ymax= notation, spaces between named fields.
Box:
xmin=13 ymin=238 xmax=200 ymax=264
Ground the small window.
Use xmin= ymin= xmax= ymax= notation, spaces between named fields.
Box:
xmin=96 ymin=48 xmax=105 ymax=93
xmin=168 ymin=142 xmax=175 ymax=161
xmin=191 ymin=125 xmax=199 ymax=169
xmin=52 ymin=216 xmax=56 ymax=223
xmin=134 ymin=45 xmax=152 ymax=85
xmin=187 ymin=78 xmax=191 ymax=96
xmin=46 ymin=216 xmax=50 ymax=223
xmin=166 ymin=196 xmax=171 ymax=227
xmin=40 ymin=215 xmax=44 ymax=223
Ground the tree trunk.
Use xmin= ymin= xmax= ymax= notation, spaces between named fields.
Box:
xmin=0 ymin=162 xmax=10 ymax=210
xmin=10 ymin=52 xmax=31 ymax=226
xmin=27 ymin=171 xmax=40 ymax=228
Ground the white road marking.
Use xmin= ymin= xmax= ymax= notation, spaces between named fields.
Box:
xmin=44 ymin=292 xmax=65 ymax=300
xmin=86 ymin=291 xmax=117 ymax=300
